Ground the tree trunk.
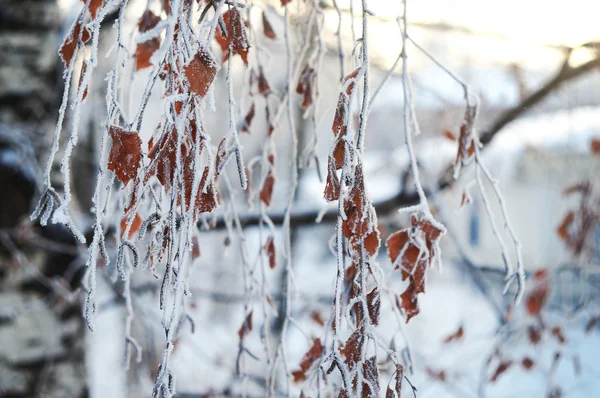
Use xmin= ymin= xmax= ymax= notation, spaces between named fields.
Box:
xmin=0 ymin=1 xmax=87 ymax=396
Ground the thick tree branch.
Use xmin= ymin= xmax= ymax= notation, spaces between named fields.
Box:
xmin=479 ymin=54 xmax=600 ymax=145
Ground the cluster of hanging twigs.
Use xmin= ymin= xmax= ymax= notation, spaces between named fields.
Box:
xmin=30 ymin=0 xmax=525 ymax=396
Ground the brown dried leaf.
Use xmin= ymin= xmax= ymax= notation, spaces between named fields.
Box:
xmin=362 ymin=356 xmax=380 ymax=398
xmin=364 ymin=230 xmax=380 ymax=257
xmin=526 ymin=280 xmax=549 ymax=316
xmin=442 ymin=129 xmax=456 ymax=141
xmin=341 ymin=327 xmax=364 ymax=370
xmin=324 ymin=157 xmax=341 ymax=202
xmin=82 ymin=0 xmax=103 ymax=19
xmin=184 ymin=46 xmax=219 ymax=97
xmin=215 ymin=138 xmax=227 ymax=173
xmin=454 ymin=104 xmax=478 ymax=177
xmin=241 ymin=103 xmax=255 ymax=133
xmin=292 ymin=338 xmax=323 ymax=383
xmin=264 ymin=235 xmax=276 ymax=269
xmin=136 ymin=39 xmax=161 ymax=71
xmin=260 ymin=170 xmax=275 ymax=207
xmin=332 ymin=68 xmax=361 ymax=138
xmin=367 ymin=287 xmax=380 ymax=325
xmin=78 ymin=61 xmax=89 ymax=100
xmin=192 ymin=235 xmax=201 ymax=259
xmin=258 ymin=66 xmax=272 ymax=96
xmin=490 ymin=360 xmax=512 ymax=382
xmin=426 ymin=368 xmax=446 ymax=382
xmin=238 ymin=311 xmax=253 ymax=340
xmin=551 ymin=326 xmax=566 ymax=344
xmin=215 ymin=8 xmax=250 ymax=66
xmin=108 ymin=126 xmax=142 ymax=185
xmin=442 ymin=325 xmax=464 ymax=344
xmin=59 ymin=14 xmax=91 ymax=67
xmin=333 ymin=139 xmax=345 ymax=170
xmin=522 ymin=357 xmax=534 ymax=370
xmin=311 ymin=311 xmax=324 ymax=326
xmin=591 ymin=138 xmax=600 ymax=154
xmin=557 ymin=211 xmax=574 ymax=241
xmin=296 ymin=64 xmax=317 ymax=109
xmin=262 ymin=11 xmax=276 ymax=39
xmin=120 ymin=212 xmax=142 ymax=239
xmin=528 ymin=325 xmax=542 ymax=345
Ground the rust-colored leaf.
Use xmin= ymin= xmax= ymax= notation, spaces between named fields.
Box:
xmin=454 ymin=104 xmax=478 ymax=177
xmin=260 ymin=170 xmax=275 ymax=207
xmin=78 ymin=61 xmax=89 ymax=100
xmin=367 ymin=287 xmax=380 ymax=325
xmin=215 ymin=8 xmax=250 ymax=66
xmin=460 ymin=190 xmax=473 ymax=208
xmin=551 ymin=326 xmax=566 ymax=344
xmin=215 ymin=138 xmax=227 ymax=173
xmin=296 ymin=64 xmax=316 ymax=109
xmin=184 ymin=46 xmax=219 ymax=97
xmin=522 ymin=357 xmax=534 ymax=370
xmin=136 ymin=39 xmax=160 ymax=71
xmin=59 ymin=14 xmax=91 ymax=68
xmin=262 ymin=11 xmax=276 ymax=39
xmin=120 ymin=212 xmax=142 ymax=239
xmin=341 ymin=327 xmax=364 ymax=370
xmin=426 ymin=368 xmax=446 ymax=382
xmin=398 ymin=282 xmax=420 ymax=322
xmin=443 ymin=325 xmax=464 ymax=344
xmin=264 ymin=235 xmax=276 ymax=269
xmin=591 ymin=139 xmax=600 ymax=154
xmin=331 ymin=68 xmax=361 ymax=138
xmin=324 ymin=157 xmax=340 ymax=202
xmin=146 ymin=127 xmax=180 ymax=189
xmin=108 ymin=126 xmax=142 ymax=185
xmin=281 ymin=0 xmax=292 ymax=5
xmin=557 ymin=211 xmax=574 ymax=241
xmin=311 ymin=311 xmax=324 ymax=326
xmin=364 ymin=230 xmax=380 ymax=257
xmin=258 ymin=66 xmax=272 ymax=96
xmin=292 ymin=338 xmax=323 ymax=383
xmin=82 ymin=0 xmax=103 ymax=19
xmin=195 ymin=167 xmax=219 ymax=214
xmin=138 ymin=9 xmax=161 ymax=33
xmin=526 ymin=280 xmax=549 ymax=316
xmin=490 ymin=360 xmax=512 ymax=382
xmin=386 ymin=364 xmax=404 ymax=398
xmin=135 ymin=10 xmax=162 ymax=71
xmin=442 ymin=129 xmax=456 ymax=141
xmin=333 ymin=139 xmax=345 ymax=169
xmin=192 ymin=235 xmax=201 ymax=259
xmin=241 ymin=103 xmax=255 ymax=133
xmin=528 ymin=325 xmax=542 ymax=345
xmin=238 ymin=311 xmax=253 ymax=340
xmin=362 ymin=356 xmax=380 ymax=398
